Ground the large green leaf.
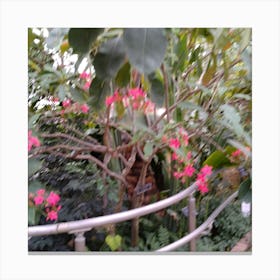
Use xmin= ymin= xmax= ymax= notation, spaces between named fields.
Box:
xmin=88 ymin=77 xmax=110 ymax=110
xmin=123 ymin=28 xmax=167 ymax=74
xmin=94 ymin=37 xmax=126 ymax=80
xmin=148 ymin=72 xmax=164 ymax=107
xmin=28 ymin=158 xmax=43 ymax=177
xmin=68 ymin=28 xmax=104 ymax=54
xmin=115 ymin=62 xmax=131 ymax=87
xmin=203 ymin=150 xmax=231 ymax=169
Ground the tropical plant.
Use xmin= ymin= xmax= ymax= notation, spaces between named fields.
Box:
xmin=28 ymin=27 xmax=252 ymax=251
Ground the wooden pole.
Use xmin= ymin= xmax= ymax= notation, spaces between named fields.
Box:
xmin=188 ymin=195 xmax=196 ymax=251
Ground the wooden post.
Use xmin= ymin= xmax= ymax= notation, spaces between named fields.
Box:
xmin=188 ymin=194 xmax=196 ymax=251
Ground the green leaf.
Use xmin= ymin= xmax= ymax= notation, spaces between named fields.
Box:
xmin=203 ymin=150 xmax=231 ymax=169
xmin=219 ymin=104 xmax=251 ymax=145
xmin=148 ymin=72 xmax=164 ymax=106
xmin=29 ymin=180 xmax=46 ymax=193
xmin=238 ymin=178 xmax=251 ymax=202
xmin=70 ymin=87 xmax=88 ymax=103
xmin=28 ymin=114 xmax=41 ymax=129
xmin=28 ymin=207 xmax=36 ymax=225
xmin=88 ymin=77 xmax=110 ymax=110
xmin=123 ymin=28 xmax=167 ymax=74
xmin=56 ymin=84 xmax=67 ymax=101
xmin=202 ymin=63 xmax=216 ymax=86
xmin=68 ymin=28 xmax=104 ymax=54
xmin=28 ymin=158 xmax=43 ymax=177
xmin=115 ymin=101 xmax=125 ymax=119
xmin=173 ymin=34 xmax=187 ymax=73
xmin=105 ymin=234 xmax=122 ymax=251
xmin=46 ymin=28 xmax=69 ymax=49
xmin=94 ymin=36 xmax=126 ymax=80
xmin=115 ymin=62 xmax=131 ymax=87
xmin=144 ymin=142 xmax=153 ymax=157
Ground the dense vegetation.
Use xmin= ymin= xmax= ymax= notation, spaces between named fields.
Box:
xmin=28 ymin=28 xmax=252 ymax=252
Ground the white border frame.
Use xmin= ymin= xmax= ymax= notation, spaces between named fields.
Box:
xmin=1 ymin=0 xmax=279 ymax=279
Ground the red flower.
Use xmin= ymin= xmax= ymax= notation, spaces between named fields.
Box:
xmin=200 ymin=165 xmax=213 ymax=176
xmin=128 ymin=88 xmax=145 ymax=99
xmin=34 ymin=195 xmax=44 ymax=205
xmin=173 ymin=171 xmax=183 ymax=179
xmin=46 ymin=192 xmax=60 ymax=206
xmin=169 ymin=138 xmax=180 ymax=149
xmin=46 ymin=210 xmax=58 ymax=221
xmin=80 ymin=104 xmax=89 ymax=113
xmin=79 ymin=72 xmax=91 ymax=79
xmin=231 ymin=149 xmax=242 ymax=157
xmin=83 ymin=81 xmax=91 ymax=90
xmin=171 ymin=153 xmax=179 ymax=161
xmin=36 ymin=189 xmax=45 ymax=196
xmin=183 ymin=165 xmax=195 ymax=177
xmin=28 ymin=130 xmax=40 ymax=151
xmin=105 ymin=96 xmax=115 ymax=107
xmin=62 ymin=99 xmax=71 ymax=108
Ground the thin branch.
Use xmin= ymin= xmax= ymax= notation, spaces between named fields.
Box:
xmin=161 ymin=64 xmax=170 ymax=123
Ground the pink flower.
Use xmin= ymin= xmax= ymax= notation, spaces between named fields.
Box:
xmin=162 ymin=136 xmax=168 ymax=143
xmin=183 ymin=165 xmax=195 ymax=177
xmin=128 ymin=88 xmax=145 ymax=99
xmin=200 ymin=165 xmax=213 ymax=177
xmin=143 ymin=100 xmax=155 ymax=113
xmin=34 ymin=195 xmax=44 ymax=205
xmin=46 ymin=192 xmax=60 ymax=206
xmin=36 ymin=189 xmax=45 ymax=196
xmin=172 ymin=153 xmax=179 ymax=161
xmin=79 ymin=72 xmax=91 ymax=79
xmin=62 ymin=99 xmax=71 ymax=108
xmin=46 ymin=210 xmax=58 ymax=221
xmin=173 ymin=171 xmax=183 ymax=179
xmin=28 ymin=130 xmax=40 ymax=151
xmin=169 ymin=138 xmax=181 ymax=149
xmin=105 ymin=96 xmax=115 ymax=107
xmin=80 ymin=104 xmax=89 ymax=113
xmin=83 ymin=81 xmax=91 ymax=90
xmin=132 ymin=101 xmax=140 ymax=110
xmin=187 ymin=151 xmax=192 ymax=160
xmin=231 ymin=149 xmax=242 ymax=157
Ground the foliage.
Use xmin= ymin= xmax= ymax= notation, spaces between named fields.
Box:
xmin=195 ymin=198 xmax=251 ymax=251
xmin=28 ymin=27 xmax=252 ymax=251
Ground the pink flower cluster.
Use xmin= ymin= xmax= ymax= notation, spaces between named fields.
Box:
xmin=165 ymin=128 xmax=213 ymax=194
xmin=167 ymin=128 xmax=189 ymax=150
xmin=28 ymin=130 xmax=40 ymax=151
xmin=195 ymin=165 xmax=213 ymax=194
xmin=61 ymin=99 xmax=89 ymax=114
xmin=105 ymin=88 xmax=155 ymax=114
xmin=79 ymin=72 xmax=91 ymax=91
xmin=30 ymin=189 xmax=61 ymax=221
